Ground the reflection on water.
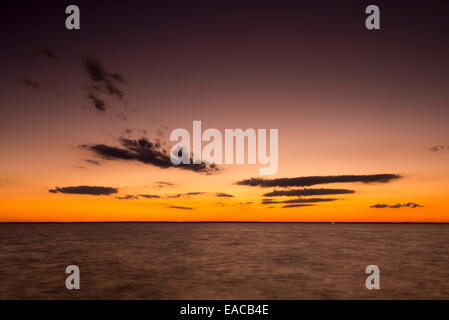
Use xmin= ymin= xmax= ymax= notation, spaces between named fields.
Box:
xmin=1 ymin=223 xmax=448 ymax=299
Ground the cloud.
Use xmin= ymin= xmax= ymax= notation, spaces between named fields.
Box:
xmin=262 ymin=198 xmax=339 ymax=204
xmin=167 ymin=194 xmax=182 ymax=198
xmin=83 ymin=57 xmax=127 ymax=114
xmin=138 ymin=194 xmax=161 ymax=199
xmin=370 ymin=202 xmax=423 ymax=209
xmin=167 ymin=192 xmax=204 ymax=198
xmin=216 ymin=192 xmax=234 ymax=198
xmin=116 ymin=194 xmax=139 ymax=200
xmin=115 ymin=194 xmax=161 ymax=200
xmin=155 ymin=181 xmax=175 ymax=187
xmin=169 ymin=205 xmax=193 ymax=210
xmin=23 ymin=79 xmax=41 ymax=90
xmin=115 ymin=111 xmax=128 ymax=121
xmin=85 ymin=159 xmax=101 ymax=166
xmin=80 ymin=137 xmax=220 ymax=174
xmin=263 ymin=188 xmax=355 ymax=197
xmin=40 ymin=48 xmax=56 ymax=60
xmin=84 ymin=57 xmax=125 ymax=100
xmin=237 ymin=174 xmax=401 ymax=188
xmin=429 ymin=145 xmax=448 ymax=152
xmin=282 ymin=204 xmax=315 ymax=208
xmin=369 ymin=204 xmax=389 ymax=208
xmin=49 ymin=186 xmax=118 ymax=195
xmin=87 ymin=93 xmax=106 ymax=111
xmin=152 ymin=181 xmax=177 ymax=191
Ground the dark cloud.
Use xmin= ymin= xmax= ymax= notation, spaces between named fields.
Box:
xmin=157 ymin=181 xmax=175 ymax=185
xmin=216 ymin=192 xmax=234 ymax=198
xmin=22 ymin=78 xmax=41 ymax=90
xmin=169 ymin=205 xmax=193 ymax=210
xmin=115 ymin=112 xmax=128 ymax=121
xmin=81 ymin=137 xmax=220 ymax=174
xmin=262 ymin=198 xmax=339 ymax=204
xmin=138 ymin=194 xmax=161 ymax=199
xmin=237 ymin=174 xmax=401 ymax=188
xmin=263 ymin=188 xmax=355 ymax=197
xmin=282 ymin=204 xmax=315 ymax=208
xmin=49 ymin=186 xmax=118 ymax=195
xmin=40 ymin=48 xmax=55 ymax=60
xmin=370 ymin=202 xmax=423 ymax=209
xmin=83 ymin=57 xmax=127 ymax=114
xmin=116 ymin=194 xmax=139 ymax=200
xmin=167 ymin=192 xmax=204 ymax=198
xmin=123 ymin=128 xmax=148 ymax=137
xmin=84 ymin=57 xmax=125 ymax=99
xmin=115 ymin=194 xmax=161 ymax=200
xmin=155 ymin=181 xmax=175 ymax=188
xmin=167 ymin=194 xmax=182 ymax=198
xmin=85 ymin=159 xmax=101 ymax=166
xmin=87 ymin=93 xmax=106 ymax=112
xmin=429 ymin=145 xmax=448 ymax=152
xmin=370 ymin=204 xmax=389 ymax=209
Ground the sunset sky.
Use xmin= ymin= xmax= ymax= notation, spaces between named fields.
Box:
xmin=1 ymin=1 xmax=448 ymax=222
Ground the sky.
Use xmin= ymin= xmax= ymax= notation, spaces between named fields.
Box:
xmin=1 ymin=0 xmax=449 ymax=222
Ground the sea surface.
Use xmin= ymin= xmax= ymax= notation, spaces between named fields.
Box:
xmin=1 ymin=223 xmax=448 ymax=299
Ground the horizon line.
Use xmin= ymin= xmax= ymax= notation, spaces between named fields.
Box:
xmin=1 ymin=221 xmax=448 ymax=224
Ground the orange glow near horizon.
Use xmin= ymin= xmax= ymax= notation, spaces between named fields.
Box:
xmin=1 ymin=169 xmax=448 ymax=222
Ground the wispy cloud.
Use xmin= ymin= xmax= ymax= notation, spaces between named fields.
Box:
xmin=263 ymin=188 xmax=354 ymax=197
xmin=370 ymin=202 xmax=423 ymax=209
xmin=169 ymin=205 xmax=193 ymax=210
xmin=237 ymin=174 xmax=401 ymax=188
xmin=83 ymin=57 xmax=127 ymax=115
xmin=49 ymin=186 xmax=118 ymax=195
xmin=39 ymin=48 xmax=56 ymax=60
xmin=116 ymin=194 xmax=139 ymax=200
xmin=138 ymin=194 xmax=161 ymax=199
xmin=167 ymin=192 xmax=205 ymax=198
xmin=216 ymin=192 xmax=234 ymax=198
xmin=262 ymin=198 xmax=338 ymax=204
xmin=115 ymin=194 xmax=161 ymax=200
xmin=282 ymin=204 xmax=315 ymax=208
xmin=22 ymin=79 xmax=41 ymax=90
xmin=155 ymin=181 xmax=175 ymax=188
xmin=84 ymin=57 xmax=126 ymax=99
xmin=87 ymin=93 xmax=106 ymax=111
xmin=85 ymin=159 xmax=101 ymax=166
xmin=429 ymin=145 xmax=448 ymax=152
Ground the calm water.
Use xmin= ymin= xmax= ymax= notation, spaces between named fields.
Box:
xmin=1 ymin=223 xmax=448 ymax=299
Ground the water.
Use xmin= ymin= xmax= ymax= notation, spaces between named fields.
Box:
xmin=0 ymin=223 xmax=448 ymax=299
